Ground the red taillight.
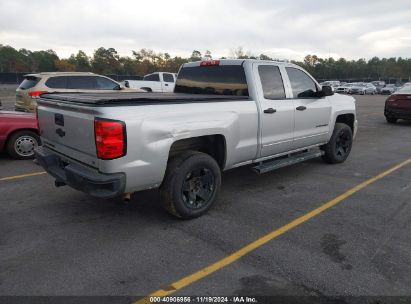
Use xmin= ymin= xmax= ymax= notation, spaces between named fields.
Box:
xmin=200 ymin=60 xmax=220 ymax=66
xmin=28 ymin=90 xmax=48 ymax=97
xmin=94 ymin=119 xmax=126 ymax=160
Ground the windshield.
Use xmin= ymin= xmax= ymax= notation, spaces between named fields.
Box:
xmin=398 ymin=86 xmax=411 ymax=93
xmin=175 ymin=65 xmax=249 ymax=96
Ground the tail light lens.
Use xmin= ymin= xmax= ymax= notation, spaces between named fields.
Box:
xmin=28 ymin=90 xmax=48 ymax=97
xmin=94 ymin=119 xmax=127 ymax=160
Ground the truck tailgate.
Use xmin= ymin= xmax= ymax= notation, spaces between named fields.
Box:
xmin=37 ymin=101 xmax=98 ymax=167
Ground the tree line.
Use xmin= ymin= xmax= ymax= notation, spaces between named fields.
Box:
xmin=0 ymin=44 xmax=410 ymax=80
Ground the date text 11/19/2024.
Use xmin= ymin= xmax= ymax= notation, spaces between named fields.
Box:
xmin=149 ymin=296 xmax=258 ymax=303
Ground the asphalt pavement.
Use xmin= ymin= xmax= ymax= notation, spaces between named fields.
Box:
xmin=1 ymin=94 xmax=411 ymax=303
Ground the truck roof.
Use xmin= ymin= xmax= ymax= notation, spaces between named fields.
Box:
xmin=183 ymin=59 xmax=297 ymax=68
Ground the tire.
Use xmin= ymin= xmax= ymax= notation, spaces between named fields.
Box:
xmin=6 ymin=130 xmax=40 ymax=160
xmin=322 ymin=123 xmax=353 ymax=164
xmin=386 ymin=116 xmax=397 ymax=124
xmin=160 ymin=151 xmax=221 ymax=219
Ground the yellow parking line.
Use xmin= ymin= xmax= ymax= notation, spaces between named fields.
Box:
xmin=134 ymin=157 xmax=411 ymax=304
xmin=0 ymin=171 xmax=46 ymax=181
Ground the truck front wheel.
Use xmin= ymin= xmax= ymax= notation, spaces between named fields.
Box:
xmin=160 ymin=151 xmax=221 ymax=219
xmin=322 ymin=123 xmax=353 ymax=164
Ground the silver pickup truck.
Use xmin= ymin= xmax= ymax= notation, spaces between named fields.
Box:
xmin=35 ymin=59 xmax=357 ymax=219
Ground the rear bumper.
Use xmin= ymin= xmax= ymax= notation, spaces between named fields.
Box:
xmin=34 ymin=146 xmax=126 ymax=198
xmin=384 ymin=107 xmax=411 ymax=120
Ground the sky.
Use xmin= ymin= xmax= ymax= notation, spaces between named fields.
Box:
xmin=0 ymin=0 xmax=411 ymax=61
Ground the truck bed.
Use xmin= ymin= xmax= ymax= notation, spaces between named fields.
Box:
xmin=39 ymin=92 xmax=251 ymax=106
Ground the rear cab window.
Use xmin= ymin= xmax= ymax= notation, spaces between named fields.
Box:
xmin=163 ymin=73 xmax=175 ymax=83
xmin=144 ymin=74 xmax=160 ymax=82
xmin=19 ymin=76 xmax=40 ymax=90
xmin=175 ymin=65 xmax=249 ymax=96
xmin=258 ymin=65 xmax=285 ymax=99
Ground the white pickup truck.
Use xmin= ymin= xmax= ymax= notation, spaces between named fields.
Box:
xmin=35 ymin=59 xmax=357 ymax=219
xmin=123 ymin=72 xmax=177 ymax=92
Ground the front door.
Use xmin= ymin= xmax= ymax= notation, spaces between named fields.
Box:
xmin=284 ymin=67 xmax=331 ymax=149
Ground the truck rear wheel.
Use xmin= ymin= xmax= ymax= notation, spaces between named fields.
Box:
xmin=160 ymin=151 xmax=221 ymax=219
xmin=322 ymin=123 xmax=353 ymax=164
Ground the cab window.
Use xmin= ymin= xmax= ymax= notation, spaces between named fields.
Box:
xmin=144 ymin=74 xmax=160 ymax=82
xmin=163 ymin=73 xmax=174 ymax=83
xmin=258 ymin=65 xmax=285 ymax=99
xmin=286 ymin=67 xmax=318 ymax=98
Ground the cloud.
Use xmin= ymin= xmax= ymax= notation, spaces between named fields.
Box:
xmin=358 ymin=27 xmax=411 ymax=55
xmin=0 ymin=0 xmax=410 ymax=60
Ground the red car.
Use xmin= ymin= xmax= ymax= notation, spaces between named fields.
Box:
xmin=385 ymin=85 xmax=411 ymax=123
xmin=0 ymin=111 xmax=40 ymax=159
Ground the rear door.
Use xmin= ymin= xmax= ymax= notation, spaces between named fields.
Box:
xmin=162 ymin=73 xmax=175 ymax=92
xmin=284 ymin=67 xmax=331 ymax=149
xmin=254 ymin=63 xmax=295 ymax=157
xmin=143 ymin=74 xmax=162 ymax=92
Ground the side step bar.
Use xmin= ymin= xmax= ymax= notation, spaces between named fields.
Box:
xmin=252 ymin=149 xmax=325 ymax=174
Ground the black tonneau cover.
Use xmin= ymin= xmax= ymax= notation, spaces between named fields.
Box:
xmin=39 ymin=92 xmax=251 ymax=106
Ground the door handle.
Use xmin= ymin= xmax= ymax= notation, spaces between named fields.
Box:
xmin=296 ymin=106 xmax=307 ymax=111
xmin=264 ymin=108 xmax=277 ymax=114
xmin=165 ymin=84 xmax=169 ymax=86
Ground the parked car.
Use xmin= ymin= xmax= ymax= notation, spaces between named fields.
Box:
xmin=123 ymin=72 xmax=176 ymax=92
xmin=15 ymin=72 xmax=143 ymax=113
xmin=365 ymin=83 xmax=377 ymax=94
xmin=384 ymin=85 xmax=411 ymax=124
xmin=371 ymin=81 xmax=386 ymax=93
xmin=348 ymin=83 xmax=366 ymax=95
xmin=35 ymin=59 xmax=356 ymax=219
xmin=348 ymin=83 xmax=376 ymax=95
xmin=381 ymin=84 xmax=397 ymax=95
xmin=335 ymin=83 xmax=352 ymax=94
xmin=0 ymin=111 xmax=39 ymax=159
xmin=320 ymin=81 xmax=340 ymax=92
